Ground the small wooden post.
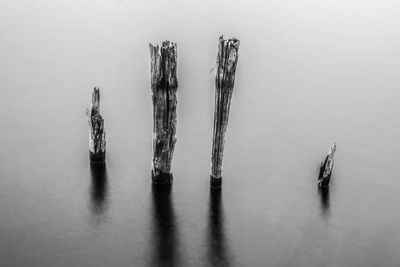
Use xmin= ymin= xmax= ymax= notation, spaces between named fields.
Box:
xmin=86 ymin=87 xmax=106 ymax=163
xmin=149 ymin=41 xmax=178 ymax=185
xmin=210 ymin=36 xmax=240 ymax=188
xmin=318 ymin=143 xmax=336 ymax=187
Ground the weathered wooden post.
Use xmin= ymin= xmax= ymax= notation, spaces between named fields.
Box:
xmin=318 ymin=143 xmax=336 ymax=187
xmin=210 ymin=36 xmax=240 ymax=188
xmin=149 ymin=41 xmax=178 ymax=185
xmin=86 ymin=87 xmax=106 ymax=163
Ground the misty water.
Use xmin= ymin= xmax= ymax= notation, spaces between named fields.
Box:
xmin=1 ymin=0 xmax=400 ymax=266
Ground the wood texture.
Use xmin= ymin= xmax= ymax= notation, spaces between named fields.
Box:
xmin=149 ymin=41 xmax=178 ymax=185
xmin=318 ymin=143 xmax=336 ymax=187
xmin=210 ymin=36 xmax=240 ymax=187
xmin=86 ymin=87 xmax=106 ymax=163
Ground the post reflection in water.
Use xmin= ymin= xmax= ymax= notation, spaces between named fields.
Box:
xmin=89 ymin=163 xmax=109 ymax=225
xmin=150 ymin=184 xmax=181 ymax=267
xmin=318 ymin=186 xmax=330 ymax=219
xmin=207 ymin=189 xmax=232 ymax=266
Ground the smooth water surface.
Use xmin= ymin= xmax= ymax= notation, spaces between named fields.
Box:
xmin=1 ymin=0 xmax=400 ymax=266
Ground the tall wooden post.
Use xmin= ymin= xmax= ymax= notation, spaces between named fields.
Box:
xmin=86 ymin=87 xmax=106 ymax=163
xmin=210 ymin=36 xmax=240 ymax=188
xmin=149 ymin=41 xmax=178 ymax=185
xmin=318 ymin=143 xmax=336 ymax=187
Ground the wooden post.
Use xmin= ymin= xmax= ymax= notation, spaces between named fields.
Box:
xmin=210 ymin=36 xmax=240 ymax=188
xmin=318 ymin=143 xmax=336 ymax=187
xmin=86 ymin=87 xmax=106 ymax=163
xmin=149 ymin=41 xmax=178 ymax=185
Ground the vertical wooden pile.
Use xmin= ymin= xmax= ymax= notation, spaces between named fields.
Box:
xmin=149 ymin=41 xmax=178 ymax=185
xmin=318 ymin=143 xmax=336 ymax=187
xmin=86 ymin=87 xmax=106 ymax=163
xmin=210 ymin=36 xmax=240 ymax=188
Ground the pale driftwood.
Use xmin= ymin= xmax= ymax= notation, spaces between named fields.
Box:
xmin=149 ymin=41 xmax=178 ymax=185
xmin=210 ymin=36 xmax=240 ymax=188
xmin=86 ymin=87 xmax=106 ymax=163
xmin=318 ymin=143 xmax=336 ymax=187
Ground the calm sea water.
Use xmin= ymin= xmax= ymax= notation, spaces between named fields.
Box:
xmin=1 ymin=0 xmax=400 ymax=266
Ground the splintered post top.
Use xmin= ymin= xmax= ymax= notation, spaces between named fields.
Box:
xmin=218 ymin=35 xmax=240 ymax=49
xmin=216 ymin=36 xmax=240 ymax=90
xmin=217 ymin=36 xmax=240 ymax=63
xmin=92 ymin=87 xmax=101 ymax=111
xmin=149 ymin=41 xmax=178 ymax=92
xmin=328 ymin=143 xmax=336 ymax=158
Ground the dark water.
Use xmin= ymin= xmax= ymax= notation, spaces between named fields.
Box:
xmin=1 ymin=0 xmax=400 ymax=266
